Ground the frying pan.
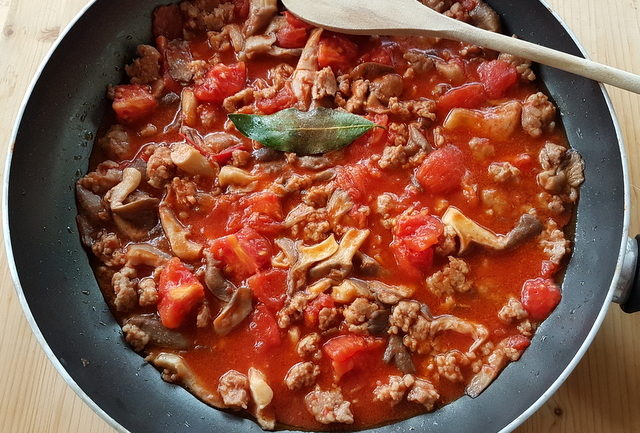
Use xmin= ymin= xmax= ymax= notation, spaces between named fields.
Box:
xmin=4 ymin=0 xmax=640 ymax=432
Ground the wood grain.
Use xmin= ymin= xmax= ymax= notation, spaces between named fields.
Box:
xmin=0 ymin=1 xmax=639 ymax=432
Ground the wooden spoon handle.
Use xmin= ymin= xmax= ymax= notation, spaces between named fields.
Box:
xmin=442 ymin=23 xmax=640 ymax=93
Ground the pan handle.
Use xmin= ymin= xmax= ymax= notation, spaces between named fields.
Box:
xmin=614 ymin=236 xmax=640 ymax=313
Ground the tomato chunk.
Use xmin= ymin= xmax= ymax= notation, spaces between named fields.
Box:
xmin=415 ymin=145 xmax=466 ymax=194
xmin=323 ymin=335 xmax=384 ymax=379
xmin=478 ymin=60 xmax=518 ymax=99
xmin=158 ymin=257 xmax=205 ymax=328
xmin=391 ymin=210 xmax=443 ymax=276
xmin=232 ymin=0 xmax=250 ymax=19
xmin=152 ymin=4 xmax=183 ymax=39
xmin=304 ymin=294 xmax=335 ymax=326
xmin=227 ymin=191 xmax=283 ymax=235
xmin=437 ymin=83 xmax=487 ymax=115
xmin=194 ymin=62 xmax=247 ymax=104
xmin=250 ymin=304 xmax=281 ymax=352
xmin=256 ymin=85 xmax=297 ymax=114
xmin=521 ymin=278 xmax=562 ymax=320
xmin=210 ymin=227 xmax=272 ymax=281
xmin=111 ymin=84 xmax=158 ymax=124
xmin=248 ymin=269 xmax=287 ymax=313
xmin=318 ymin=34 xmax=359 ymax=73
xmin=284 ymin=11 xmax=313 ymax=29
xmin=276 ymin=14 xmax=310 ymax=48
xmin=504 ymin=334 xmax=531 ymax=352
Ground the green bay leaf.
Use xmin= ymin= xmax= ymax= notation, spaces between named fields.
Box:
xmin=228 ymin=107 xmax=377 ymax=155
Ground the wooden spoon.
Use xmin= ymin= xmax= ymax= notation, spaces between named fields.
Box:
xmin=281 ymin=0 xmax=640 ymax=93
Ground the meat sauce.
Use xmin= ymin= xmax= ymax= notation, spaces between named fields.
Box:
xmin=76 ymin=0 xmax=584 ymax=430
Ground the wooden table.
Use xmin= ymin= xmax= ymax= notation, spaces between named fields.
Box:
xmin=1 ymin=1 xmax=639 ymax=432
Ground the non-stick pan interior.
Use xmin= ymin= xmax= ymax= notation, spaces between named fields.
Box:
xmin=6 ymin=0 xmax=626 ymax=432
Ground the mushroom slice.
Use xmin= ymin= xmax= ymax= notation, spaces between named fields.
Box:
xmin=105 ymin=167 xmax=141 ymax=210
xmin=367 ymin=280 xmax=415 ymax=305
xmin=248 ymin=367 xmax=276 ymax=430
xmin=213 ymin=285 xmax=253 ymax=336
xmin=170 ymin=143 xmax=217 ymax=178
xmin=407 ymin=124 xmax=433 ymax=152
xmin=444 ymin=101 xmax=522 ymax=140
xmin=291 ymin=28 xmax=323 ymax=109
xmin=326 ymin=189 xmax=354 ymax=226
xmin=429 ymin=315 xmax=489 ymax=353
xmin=331 ymin=279 xmax=372 ymax=303
xmin=383 ymin=334 xmax=416 ymax=374
xmin=124 ymin=314 xmax=190 ymax=349
xmin=283 ymin=203 xmax=316 ymax=228
xmin=203 ymin=249 xmax=236 ymax=302
xmin=125 ymin=244 xmax=171 ymax=267
xmin=149 ymin=352 xmax=225 ymax=407
xmin=159 ymin=206 xmax=202 ymax=261
xmin=243 ymin=0 xmax=278 ymax=36
xmin=290 ymin=235 xmax=340 ymax=290
xmin=309 ymin=229 xmax=370 ymax=280
xmin=443 ymin=207 xmax=543 ymax=253
xmin=218 ymin=165 xmax=258 ymax=187
xmin=350 ymin=62 xmax=395 ymax=80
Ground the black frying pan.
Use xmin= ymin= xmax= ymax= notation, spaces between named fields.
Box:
xmin=5 ymin=0 xmax=640 ymax=432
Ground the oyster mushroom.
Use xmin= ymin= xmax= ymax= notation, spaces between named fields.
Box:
xmin=248 ymin=367 xmax=276 ymax=430
xmin=203 ymin=249 xmax=236 ymax=302
xmin=291 ymin=28 xmax=323 ymax=109
xmin=213 ymin=285 xmax=253 ymax=335
xmin=170 ymin=143 xmax=217 ymax=178
xmin=125 ymin=244 xmax=171 ymax=267
xmin=218 ymin=165 xmax=258 ymax=187
xmin=309 ymin=229 xmax=370 ymax=280
xmin=349 ymin=62 xmax=395 ymax=80
xmin=289 ymin=235 xmax=340 ymax=291
xmin=124 ymin=314 xmax=190 ymax=350
xmin=367 ymin=280 xmax=415 ymax=305
xmin=429 ymin=315 xmax=489 ymax=353
xmin=442 ymin=206 xmax=543 ymax=253
xmin=243 ymin=0 xmax=277 ymax=36
xmin=444 ymin=101 xmax=522 ymax=140
xmin=159 ymin=206 xmax=203 ymax=261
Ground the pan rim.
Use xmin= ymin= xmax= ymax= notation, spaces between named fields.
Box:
xmin=2 ymin=1 xmax=631 ymax=432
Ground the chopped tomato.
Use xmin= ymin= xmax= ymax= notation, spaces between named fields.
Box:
xmin=540 ymin=260 xmax=558 ymax=278
xmin=318 ymin=33 xmax=359 ymax=73
xmin=391 ymin=210 xmax=443 ymax=276
xmin=521 ymin=278 xmax=562 ymax=320
xmin=152 ymin=4 xmax=183 ymax=39
xmin=250 ymin=304 xmax=281 ymax=352
xmin=359 ymin=42 xmax=400 ymax=66
xmin=194 ymin=62 xmax=247 ymax=104
xmin=284 ymin=11 xmax=313 ymax=29
xmin=304 ymin=294 xmax=335 ymax=326
xmin=276 ymin=25 xmax=309 ymax=48
xmin=335 ymin=164 xmax=370 ymax=202
xmin=247 ymin=269 xmax=287 ymax=313
xmin=227 ymin=191 xmax=283 ymax=235
xmin=256 ymin=86 xmax=297 ymax=114
xmin=437 ymin=82 xmax=487 ymax=115
xmin=323 ymin=335 xmax=384 ymax=379
xmin=210 ymin=227 xmax=272 ymax=281
xmin=415 ymin=145 xmax=466 ymax=194
xmin=504 ymin=334 xmax=531 ymax=351
xmin=350 ymin=114 xmax=388 ymax=153
xmin=158 ymin=258 xmax=205 ymax=329
xmin=211 ymin=143 xmax=246 ymax=164
xmin=232 ymin=0 xmax=250 ymax=19
xmin=478 ymin=60 xmax=518 ymax=99
xmin=111 ymin=84 xmax=158 ymax=124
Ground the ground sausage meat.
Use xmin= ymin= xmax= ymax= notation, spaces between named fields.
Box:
xmin=146 ymin=145 xmax=176 ymax=189
xmin=125 ymin=44 xmax=162 ymax=85
xmin=522 ymin=92 xmax=557 ymax=137
xmin=284 ymin=362 xmax=321 ymax=391
xmin=373 ymin=374 xmax=415 ymax=405
xmin=407 ymin=378 xmax=440 ymax=411
xmin=426 ymin=257 xmax=472 ymax=298
xmin=218 ymin=370 xmax=250 ymax=409
xmin=304 ymin=387 xmax=354 ymax=425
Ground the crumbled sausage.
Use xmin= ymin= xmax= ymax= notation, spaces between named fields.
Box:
xmin=125 ymin=45 xmax=162 ymax=85
xmin=297 ymin=332 xmax=322 ymax=360
xmin=284 ymin=362 xmax=320 ymax=390
xmin=389 ymin=301 xmax=432 ymax=354
xmin=522 ymin=92 xmax=556 ymax=137
xmin=373 ymin=374 xmax=415 ymax=405
xmin=146 ymin=146 xmax=176 ymax=189
xmin=180 ymin=0 xmax=235 ymax=35
xmin=79 ymin=160 xmax=123 ymax=195
xmin=196 ymin=302 xmax=212 ymax=328
xmin=98 ymin=125 xmax=131 ymax=161
xmin=91 ymin=231 xmax=125 ymax=267
xmin=112 ymin=265 xmax=138 ymax=312
xmin=407 ymin=378 xmax=440 ymax=410
xmin=318 ymin=307 xmax=341 ymax=331
xmin=278 ymin=292 xmax=313 ymax=329
xmin=539 ymin=219 xmax=571 ymax=264
xmin=426 ymin=257 xmax=472 ymax=297
xmin=138 ymin=277 xmax=158 ymax=306
xmin=218 ymin=370 xmax=250 ymax=409
xmin=498 ymin=52 xmax=535 ymax=82
xmin=488 ymin=162 xmax=520 ymax=183
xmin=433 ymin=350 xmax=469 ymax=382
xmin=498 ymin=297 xmax=528 ymax=324
xmin=304 ymin=387 xmax=354 ymax=424
xmin=378 ymin=145 xmax=408 ymax=169
xmin=537 ymin=142 xmax=584 ymax=202
xmin=468 ymin=137 xmax=495 ymax=161
xmin=343 ymin=297 xmax=379 ymax=333
xmin=122 ymin=323 xmax=150 ymax=351
xmin=312 ymin=67 xmax=338 ymax=102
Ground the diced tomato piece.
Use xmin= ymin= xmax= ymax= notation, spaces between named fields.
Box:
xmin=304 ymin=294 xmax=335 ymax=326
xmin=211 ymin=143 xmax=245 ymax=164
xmin=521 ymin=278 xmax=562 ymax=320
xmin=335 ymin=164 xmax=370 ymax=202
xmin=323 ymin=334 xmax=384 ymax=379
xmin=284 ymin=11 xmax=313 ymax=29
xmin=318 ymin=33 xmax=359 ymax=73
xmin=391 ymin=210 xmax=443 ymax=276
xmin=478 ymin=60 xmax=518 ymax=99
xmin=415 ymin=145 xmax=466 ymax=194
xmin=232 ymin=0 xmax=250 ymax=19
xmin=359 ymin=42 xmax=401 ymax=66
xmin=247 ymin=269 xmax=287 ymax=313
xmin=194 ymin=62 xmax=247 ymax=104
xmin=250 ymin=304 xmax=281 ymax=352
xmin=227 ymin=191 xmax=283 ymax=235
xmin=350 ymin=114 xmax=388 ymax=155
xmin=210 ymin=227 xmax=272 ymax=281
xmin=437 ymin=83 xmax=487 ymax=114
xmin=111 ymin=84 xmax=158 ymax=124
xmin=540 ymin=260 xmax=558 ymax=278
xmin=276 ymin=25 xmax=309 ymax=48
xmin=158 ymin=258 xmax=205 ymax=328
xmin=152 ymin=4 xmax=183 ymax=39
xmin=256 ymin=86 xmax=297 ymax=114
xmin=504 ymin=334 xmax=531 ymax=351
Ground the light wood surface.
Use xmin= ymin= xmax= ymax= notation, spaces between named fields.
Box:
xmin=1 ymin=1 xmax=639 ymax=432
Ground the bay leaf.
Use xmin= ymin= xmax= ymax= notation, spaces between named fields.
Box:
xmin=228 ymin=107 xmax=378 ymax=155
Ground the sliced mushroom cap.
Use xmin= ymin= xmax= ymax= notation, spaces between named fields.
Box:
xmin=383 ymin=334 xmax=416 ymax=374
xmin=331 ymin=278 xmax=372 ymax=303
xmin=469 ymin=0 xmax=501 ymax=32
xmin=243 ymin=0 xmax=278 ymax=36
xmin=124 ymin=314 xmax=190 ymax=349
xmin=105 ymin=167 xmax=141 ymax=210
xmin=429 ymin=315 xmax=488 ymax=353
xmin=350 ymin=62 xmax=395 ymax=80
xmin=125 ymin=244 xmax=171 ymax=267
xmin=442 ymin=206 xmax=543 ymax=253
xmin=171 ymin=143 xmax=217 ymax=178
xmin=353 ymin=251 xmax=384 ymax=277
xmin=283 ymin=203 xmax=316 ymax=228
xmin=466 ymin=336 xmax=526 ymax=398
xmin=159 ymin=206 xmax=203 ymax=261
xmin=148 ymin=352 xmax=225 ymax=407
xmin=248 ymin=367 xmax=276 ymax=430
xmin=218 ymin=165 xmax=258 ymax=187
xmin=367 ymin=280 xmax=415 ymax=305
xmin=76 ymin=184 xmax=108 ymax=222
xmin=213 ymin=285 xmax=253 ymax=336
xmin=309 ymin=229 xmax=370 ymax=280
xmin=203 ymin=249 xmax=236 ymax=302
xmin=326 ymin=189 xmax=354 ymax=225
xmin=407 ymin=123 xmax=433 ymax=152
xmin=113 ymin=194 xmax=160 ymax=218
xmin=290 ymin=235 xmax=340 ymax=290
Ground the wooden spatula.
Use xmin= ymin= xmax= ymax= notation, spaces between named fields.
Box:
xmin=281 ymin=0 xmax=640 ymax=93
